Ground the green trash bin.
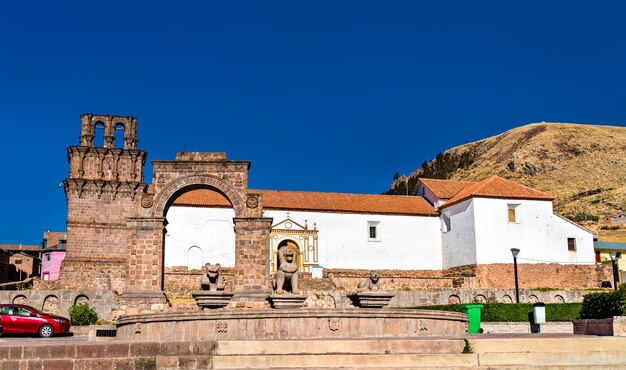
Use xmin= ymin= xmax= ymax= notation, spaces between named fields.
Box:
xmin=461 ymin=304 xmax=483 ymax=334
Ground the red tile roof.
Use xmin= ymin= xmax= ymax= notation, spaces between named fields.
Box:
xmin=418 ymin=178 xmax=474 ymax=200
xmin=173 ymin=189 xmax=438 ymax=216
xmin=439 ymin=176 xmax=554 ymax=209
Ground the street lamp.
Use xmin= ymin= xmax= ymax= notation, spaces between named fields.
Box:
xmin=511 ymin=248 xmax=520 ymax=303
xmin=609 ymin=252 xmax=621 ymax=290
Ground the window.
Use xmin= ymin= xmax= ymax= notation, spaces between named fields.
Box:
xmin=45 ymin=254 xmax=51 ymax=261
xmin=43 ymin=272 xmax=50 ymax=281
xmin=14 ymin=307 xmax=31 ymax=316
xmin=567 ymin=238 xmax=576 ymax=252
xmin=369 ymin=226 xmax=377 ymax=239
xmin=14 ymin=259 xmax=22 ymax=265
xmin=0 ymin=306 xmax=10 ymax=314
xmin=508 ymin=204 xmax=520 ymax=223
xmin=367 ymin=221 xmax=380 ymax=242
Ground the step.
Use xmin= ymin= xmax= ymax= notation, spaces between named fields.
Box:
xmin=215 ymin=338 xmax=465 ymax=355
xmin=211 ymin=353 xmax=479 ymax=369
xmin=470 ymin=336 xmax=626 ymax=353
xmin=477 ymin=351 xmax=626 ymax=367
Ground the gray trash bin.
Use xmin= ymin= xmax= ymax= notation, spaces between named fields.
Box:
xmin=533 ymin=302 xmax=546 ymax=324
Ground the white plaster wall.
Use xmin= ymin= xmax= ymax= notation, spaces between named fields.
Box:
xmin=441 ymin=199 xmax=477 ymax=268
xmin=472 ymin=198 xmax=594 ymax=265
xmin=164 ymin=206 xmax=236 ymax=267
xmin=264 ymin=210 xmax=442 ymax=270
xmin=165 ymin=205 xmax=442 ymax=270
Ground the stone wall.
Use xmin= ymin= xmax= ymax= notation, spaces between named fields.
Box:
xmin=445 ymin=263 xmax=611 ymax=289
xmin=0 ymin=340 xmax=215 ymax=370
xmin=389 ymin=288 xmax=591 ymax=306
xmin=323 ymin=268 xmax=460 ymax=291
xmin=0 ymin=290 xmax=116 ymax=322
xmin=165 ymin=267 xmax=236 ymax=297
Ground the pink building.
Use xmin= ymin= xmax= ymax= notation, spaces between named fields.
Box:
xmin=40 ymin=232 xmax=67 ymax=281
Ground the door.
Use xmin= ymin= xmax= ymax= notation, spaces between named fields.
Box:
xmin=10 ymin=306 xmax=41 ymax=334
xmin=0 ymin=306 xmax=13 ymax=333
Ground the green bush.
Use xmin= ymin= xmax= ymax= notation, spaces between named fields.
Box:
xmin=580 ymin=290 xmax=626 ymax=319
xmin=572 ymin=212 xmax=599 ymax=222
xmin=408 ymin=303 xmax=582 ymax=322
xmin=68 ymin=304 xmax=99 ymax=326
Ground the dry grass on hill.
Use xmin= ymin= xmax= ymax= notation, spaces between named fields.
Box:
xmin=390 ymin=123 xmax=626 ymax=239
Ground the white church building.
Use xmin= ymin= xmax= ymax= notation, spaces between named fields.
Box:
xmin=164 ymin=175 xmax=594 ymax=273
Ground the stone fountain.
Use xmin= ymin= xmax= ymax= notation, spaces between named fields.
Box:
xmin=116 ymin=255 xmax=468 ymax=341
xmin=191 ymin=263 xmax=234 ymax=309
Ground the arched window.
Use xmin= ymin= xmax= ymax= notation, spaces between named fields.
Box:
xmin=187 ymin=246 xmax=203 ymax=270
xmin=94 ymin=122 xmax=105 ymax=148
xmin=114 ymin=123 xmax=125 ymax=149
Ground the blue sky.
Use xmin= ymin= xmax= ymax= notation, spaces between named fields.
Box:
xmin=1 ymin=1 xmax=625 ymax=244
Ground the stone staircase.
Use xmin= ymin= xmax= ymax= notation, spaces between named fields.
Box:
xmin=2 ymin=335 xmax=626 ymax=369
xmin=211 ymin=336 xmax=626 ymax=369
xmin=470 ymin=335 xmax=626 ymax=368
xmin=212 ymin=338 xmax=474 ymax=369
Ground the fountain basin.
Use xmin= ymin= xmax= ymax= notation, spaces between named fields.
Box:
xmin=116 ymin=308 xmax=467 ymax=341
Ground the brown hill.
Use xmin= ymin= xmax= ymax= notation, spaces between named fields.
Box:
xmin=388 ymin=123 xmax=626 ymax=221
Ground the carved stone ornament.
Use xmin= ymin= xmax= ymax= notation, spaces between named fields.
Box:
xmin=141 ymin=194 xmax=154 ymax=208
xmin=418 ymin=319 xmax=428 ymax=332
xmin=246 ymin=196 xmax=259 ymax=209
xmin=216 ymin=321 xmax=228 ymax=333
xmin=328 ymin=318 xmax=340 ymax=331
xmin=134 ymin=323 xmax=142 ymax=334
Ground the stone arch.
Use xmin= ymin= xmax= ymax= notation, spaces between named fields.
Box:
xmin=448 ymin=295 xmax=461 ymax=304
xmin=553 ymin=294 xmax=565 ymax=303
xmin=276 ymin=239 xmax=303 ymax=272
xmin=528 ymin=295 xmax=539 ymax=304
xmin=473 ymin=294 xmax=487 ymax=303
xmin=42 ymin=295 xmax=59 ymax=314
xmin=74 ymin=294 xmax=90 ymax=306
xmin=94 ymin=121 xmax=105 ymax=148
xmin=153 ymin=174 xmax=246 ymax=218
xmin=187 ymin=246 xmax=204 ymax=270
xmin=114 ymin=122 xmax=125 ymax=149
xmin=12 ymin=295 xmax=27 ymax=304
xmin=501 ymin=294 xmax=513 ymax=303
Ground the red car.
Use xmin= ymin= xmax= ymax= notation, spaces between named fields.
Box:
xmin=0 ymin=304 xmax=70 ymax=337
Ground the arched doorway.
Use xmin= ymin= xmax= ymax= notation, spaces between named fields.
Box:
xmin=275 ymin=239 xmax=303 ymax=272
xmin=162 ymin=186 xmax=237 ymax=294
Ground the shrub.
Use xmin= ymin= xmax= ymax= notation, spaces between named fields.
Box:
xmin=572 ymin=212 xmax=599 ymax=222
xmin=580 ymin=289 xmax=626 ymax=319
xmin=407 ymin=303 xmax=582 ymax=322
xmin=68 ymin=304 xmax=99 ymax=326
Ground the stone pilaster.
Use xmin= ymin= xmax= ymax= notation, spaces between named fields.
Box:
xmin=125 ymin=217 xmax=167 ymax=295
xmin=233 ymin=217 xmax=273 ymax=291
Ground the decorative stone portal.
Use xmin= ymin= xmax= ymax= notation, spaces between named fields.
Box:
xmin=59 ymin=115 xmax=273 ymax=309
xmin=270 ymin=216 xmax=319 ymax=273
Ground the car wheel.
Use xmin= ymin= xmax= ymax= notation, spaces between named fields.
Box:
xmin=39 ymin=324 xmax=54 ymax=338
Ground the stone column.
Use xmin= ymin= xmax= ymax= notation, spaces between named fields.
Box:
xmin=232 ymin=217 xmax=273 ymax=306
xmin=122 ymin=217 xmax=167 ymax=303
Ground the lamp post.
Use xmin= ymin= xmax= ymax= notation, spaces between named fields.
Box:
xmin=511 ymin=248 xmax=520 ymax=303
xmin=609 ymin=252 xmax=621 ymax=290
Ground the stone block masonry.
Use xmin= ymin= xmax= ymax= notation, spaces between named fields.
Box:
xmin=59 ymin=114 xmax=273 ymax=306
xmin=446 ymin=263 xmax=611 ymax=289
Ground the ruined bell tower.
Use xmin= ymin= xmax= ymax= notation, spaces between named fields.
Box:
xmin=59 ymin=114 xmax=148 ymax=292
